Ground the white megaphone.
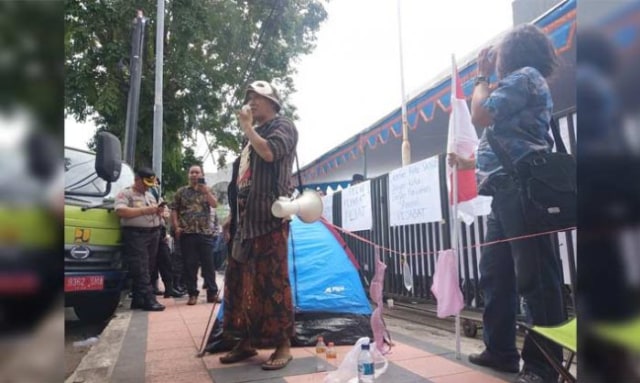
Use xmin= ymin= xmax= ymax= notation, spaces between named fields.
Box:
xmin=271 ymin=189 xmax=323 ymax=223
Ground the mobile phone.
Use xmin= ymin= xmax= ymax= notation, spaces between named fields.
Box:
xmin=158 ymin=201 xmax=167 ymax=207
xmin=198 ymin=178 xmax=206 ymax=184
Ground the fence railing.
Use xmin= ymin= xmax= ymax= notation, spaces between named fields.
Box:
xmin=325 ymin=111 xmax=577 ymax=313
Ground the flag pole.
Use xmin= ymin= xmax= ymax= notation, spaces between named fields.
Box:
xmin=397 ymin=0 xmax=411 ymax=167
xmin=450 ymin=54 xmax=462 ymax=360
xmin=452 ymin=164 xmax=462 ymax=360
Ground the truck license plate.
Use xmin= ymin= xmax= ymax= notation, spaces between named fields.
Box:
xmin=64 ymin=276 xmax=104 ymax=292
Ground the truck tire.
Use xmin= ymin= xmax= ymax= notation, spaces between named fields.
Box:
xmin=73 ymin=293 xmax=121 ymax=323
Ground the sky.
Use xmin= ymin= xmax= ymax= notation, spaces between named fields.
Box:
xmin=65 ymin=0 xmax=514 ymax=173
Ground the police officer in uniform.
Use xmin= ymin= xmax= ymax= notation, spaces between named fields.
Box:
xmin=115 ymin=167 xmax=166 ymax=311
xmin=149 ymin=178 xmax=184 ymax=298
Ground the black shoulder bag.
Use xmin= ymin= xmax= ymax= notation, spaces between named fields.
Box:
xmin=486 ymin=119 xmax=576 ymax=232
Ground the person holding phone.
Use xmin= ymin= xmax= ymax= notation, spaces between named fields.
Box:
xmin=114 ymin=167 xmax=166 ymax=311
xmin=171 ymin=165 xmax=219 ymax=305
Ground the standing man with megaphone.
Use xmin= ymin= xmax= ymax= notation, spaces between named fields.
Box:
xmin=219 ymin=80 xmax=299 ymax=371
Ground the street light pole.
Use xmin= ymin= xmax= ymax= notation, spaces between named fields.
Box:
xmin=152 ymin=0 xmax=165 ymax=184
xmin=397 ymin=0 xmax=411 ymax=167
xmin=123 ymin=10 xmax=148 ymax=168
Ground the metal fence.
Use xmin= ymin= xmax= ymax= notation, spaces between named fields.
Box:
xmin=326 ymin=111 xmax=577 ymax=313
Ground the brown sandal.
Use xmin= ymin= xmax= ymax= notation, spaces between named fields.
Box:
xmin=219 ymin=348 xmax=258 ymax=364
xmin=261 ymin=353 xmax=293 ymax=370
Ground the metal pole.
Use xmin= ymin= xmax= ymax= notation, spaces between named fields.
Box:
xmin=123 ymin=10 xmax=147 ymax=168
xmin=397 ymin=0 xmax=411 ymax=167
xmin=450 ymin=55 xmax=461 ymax=360
xmin=152 ymin=0 xmax=165 ymax=182
xmin=452 ymin=162 xmax=462 ymax=360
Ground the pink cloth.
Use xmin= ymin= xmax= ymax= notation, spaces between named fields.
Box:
xmin=370 ymin=247 xmax=392 ymax=355
xmin=431 ymin=249 xmax=464 ymax=318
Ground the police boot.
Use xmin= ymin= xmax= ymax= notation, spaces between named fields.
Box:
xmin=143 ymin=296 xmax=165 ymax=311
xmin=163 ymin=280 xmax=185 ymax=298
xmin=130 ymin=293 xmax=145 ymax=310
xmin=151 ymin=280 xmax=164 ymax=296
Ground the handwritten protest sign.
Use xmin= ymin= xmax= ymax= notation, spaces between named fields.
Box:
xmin=341 ymin=180 xmax=372 ymax=231
xmin=388 ymin=156 xmax=443 ymax=226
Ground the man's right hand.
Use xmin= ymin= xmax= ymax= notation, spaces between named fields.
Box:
xmin=447 ymin=153 xmax=476 ymax=170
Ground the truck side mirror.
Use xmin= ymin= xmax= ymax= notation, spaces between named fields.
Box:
xmin=95 ymin=132 xmax=122 ymax=183
xmin=26 ymin=132 xmax=58 ymax=182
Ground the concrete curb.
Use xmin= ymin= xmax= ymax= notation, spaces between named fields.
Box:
xmin=66 ymin=309 xmax=132 ymax=383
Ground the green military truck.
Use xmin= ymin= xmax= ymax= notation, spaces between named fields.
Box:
xmin=64 ymin=132 xmax=132 ymax=322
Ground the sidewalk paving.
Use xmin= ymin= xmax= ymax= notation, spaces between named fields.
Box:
xmin=67 ymin=289 xmax=516 ymax=383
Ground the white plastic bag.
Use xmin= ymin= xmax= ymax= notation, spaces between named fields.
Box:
xmin=323 ymin=337 xmax=388 ymax=383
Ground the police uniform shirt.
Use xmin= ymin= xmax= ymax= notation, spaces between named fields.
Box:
xmin=114 ymin=187 xmax=162 ymax=228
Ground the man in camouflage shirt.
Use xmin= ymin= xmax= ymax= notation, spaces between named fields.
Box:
xmin=171 ymin=165 xmax=219 ymax=305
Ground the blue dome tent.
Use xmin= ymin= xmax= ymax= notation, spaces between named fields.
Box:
xmin=205 ymin=216 xmax=372 ymax=352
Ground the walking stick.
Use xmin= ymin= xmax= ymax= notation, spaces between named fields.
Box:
xmin=196 ymin=287 xmax=223 ymax=358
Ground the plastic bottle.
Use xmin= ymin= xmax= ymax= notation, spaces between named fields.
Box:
xmin=315 ymin=336 xmax=327 ymax=372
xmin=326 ymin=341 xmax=337 ymax=365
xmin=357 ymin=342 xmax=375 ymax=382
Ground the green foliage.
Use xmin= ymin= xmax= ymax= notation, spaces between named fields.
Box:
xmin=0 ymin=1 xmax=64 ymax=137
xmin=65 ymin=0 xmax=328 ymax=193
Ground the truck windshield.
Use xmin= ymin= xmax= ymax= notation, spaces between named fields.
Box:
xmin=64 ymin=147 xmax=134 ymax=205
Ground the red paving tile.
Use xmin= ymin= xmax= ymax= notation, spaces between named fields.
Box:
xmin=394 ymin=355 xmax=471 ymax=378
xmin=149 ymin=310 xmax=182 ymax=317
xmin=145 ymin=331 xmax=193 ymax=344
xmin=146 ymin=356 xmax=206 ymax=378
xmin=147 ymin=315 xmax=187 ymax=324
xmin=145 ymin=346 xmax=199 ymax=363
xmin=146 ymin=319 xmax=187 ymax=329
xmin=148 ymin=327 xmax=191 ymax=337
xmin=186 ymin=322 xmax=209 ymax=331
xmin=147 ymin=336 xmax=197 ymax=351
xmin=430 ymin=370 xmax=510 ymax=383
xmin=149 ymin=308 xmax=182 ymax=316
xmin=146 ymin=370 xmax=212 ymax=383
xmin=184 ymin=315 xmax=217 ymax=325
xmin=187 ymin=325 xmax=210 ymax=340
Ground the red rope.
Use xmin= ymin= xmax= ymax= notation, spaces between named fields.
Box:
xmin=327 ymin=221 xmax=576 ymax=258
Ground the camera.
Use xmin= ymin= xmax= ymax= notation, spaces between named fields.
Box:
xmin=198 ymin=177 xmax=206 ymax=184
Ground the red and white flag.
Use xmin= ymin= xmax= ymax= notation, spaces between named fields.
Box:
xmin=446 ymin=56 xmax=491 ymax=224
